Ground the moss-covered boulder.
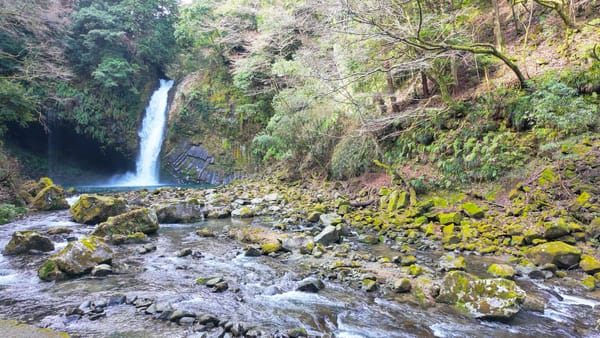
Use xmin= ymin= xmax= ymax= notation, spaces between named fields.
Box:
xmin=3 ymin=230 xmax=54 ymax=255
xmin=231 ymin=206 xmax=256 ymax=218
xmin=526 ymin=241 xmax=581 ymax=269
xmin=70 ymin=194 xmax=128 ymax=225
xmin=19 ymin=177 xmax=54 ymax=204
xmin=543 ymin=219 xmax=570 ymax=240
xmin=154 ymin=199 xmax=205 ymax=223
xmin=436 ymin=271 xmax=526 ymax=320
xmin=580 ymin=255 xmax=600 ymax=275
xmin=92 ymin=208 xmax=159 ymax=237
xmin=487 ymin=264 xmax=515 ymax=279
xmin=38 ymin=236 xmax=113 ymax=281
xmin=586 ymin=217 xmax=600 ymax=240
xmin=32 ymin=185 xmax=69 ymax=211
xmin=461 ymin=202 xmax=485 ymax=219
xmin=439 ymin=212 xmax=463 ymax=225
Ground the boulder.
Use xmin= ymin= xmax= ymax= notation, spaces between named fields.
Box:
xmin=580 ymin=255 xmax=600 ymax=275
xmin=32 ymin=185 xmax=69 ymax=211
xmin=320 ymin=213 xmax=342 ymax=226
xmin=392 ymin=278 xmax=412 ymax=293
xmin=296 ymin=277 xmax=325 ymax=293
xmin=3 ymin=230 xmax=54 ymax=255
xmin=436 ymin=271 xmax=526 ymax=320
xmin=487 ymin=264 xmax=515 ymax=279
xmin=438 ymin=254 xmax=466 ymax=272
xmin=461 ymin=202 xmax=485 ymax=219
xmin=38 ymin=236 xmax=113 ymax=281
xmin=526 ymin=241 xmax=581 ymax=269
xmin=70 ymin=194 xmax=128 ymax=225
xmin=92 ymin=208 xmax=159 ymax=237
xmin=543 ymin=219 xmax=570 ymax=240
xmin=280 ymin=235 xmax=313 ymax=253
xmin=154 ymin=199 xmax=205 ymax=223
xmin=314 ymin=225 xmax=341 ymax=246
xmin=231 ymin=206 xmax=256 ymax=218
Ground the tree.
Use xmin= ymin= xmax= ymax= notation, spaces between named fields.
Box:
xmin=338 ymin=0 xmax=528 ymax=89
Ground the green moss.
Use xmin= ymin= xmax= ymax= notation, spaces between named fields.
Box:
xmin=538 ymin=167 xmax=558 ymax=186
xmin=261 ymin=241 xmax=282 ymax=254
xmin=576 ymin=191 xmax=591 ymax=206
xmin=487 ymin=264 xmax=515 ymax=279
xmin=38 ymin=260 xmax=61 ymax=281
xmin=439 ymin=212 xmax=463 ymax=225
xmin=582 ymin=275 xmax=597 ymax=291
xmin=461 ymin=202 xmax=485 ymax=219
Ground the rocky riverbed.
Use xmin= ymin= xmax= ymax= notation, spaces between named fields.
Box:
xmin=1 ymin=140 xmax=599 ymax=337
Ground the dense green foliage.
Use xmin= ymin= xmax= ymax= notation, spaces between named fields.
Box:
xmin=53 ymin=0 xmax=179 ymax=153
xmin=1 ymin=0 xmax=599 ymax=192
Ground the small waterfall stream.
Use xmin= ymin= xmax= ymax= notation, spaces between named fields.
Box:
xmin=113 ymin=79 xmax=174 ymax=186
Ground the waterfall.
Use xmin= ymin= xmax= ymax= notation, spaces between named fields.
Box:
xmin=112 ymin=79 xmax=174 ymax=186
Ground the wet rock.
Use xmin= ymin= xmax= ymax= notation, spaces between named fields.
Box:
xmin=487 ymin=264 xmax=515 ymax=279
xmin=287 ymin=327 xmax=308 ymax=338
xmin=46 ymin=227 xmax=73 ymax=235
xmin=197 ymin=314 xmax=219 ymax=326
xmin=522 ymin=294 xmax=545 ymax=313
xmin=3 ymin=230 xmax=54 ymax=255
xmin=109 ymin=232 xmax=149 ymax=245
xmin=244 ymin=247 xmax=262 ymax=257
xmin=306 ymin=211 xmax=322 ymax=223
xmin=296 ymin=277 xmax=325 ymax=293
xmin=38 ymin=236 xmax=113 ymax=281
xmin=392 ymin=278 xmax=412 ymax=293
xmin=177 ymin=248 xmax=193 ymax=257
xmin=438 ymin=254 xmax=466 ymax=272
xmin=169 ymin=310 xmax=197 ymax=322
xmin=314 ymin=225 xmax=341 ymax=246
xmin=154 ymin=199 xmax=205 ymax=223
xmin=92 ymin=208 xmax=159 ymax=237
xmin=362 ymin=279 xmax=378 ymax=292
xmin=70 ymin=194 xmax=128 ymax=225
xmin=436 ymin=271 xmax=526 ymax=320
xmin=197 ymin=277 xmax=229 ymax=292
xmin=31 ymin=185 xmax=69 ymax=211
xmin=179 ymin=316 xmax=196 ymax=326
xmin=91 ymin=264 xmax=112 ymax=277
xmin=196 ymin=228 xmax=216 ymax=237
xmin=137 ymin=243 xmax=157 ymax=254
xmin=526 ymin=241 xmax=581 ymax=269
xmin=108 ymin=295 xmax=126 ymax=306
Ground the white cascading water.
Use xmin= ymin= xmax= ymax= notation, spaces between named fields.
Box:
xmin=112 ymin=79 xmax=174 ymax=186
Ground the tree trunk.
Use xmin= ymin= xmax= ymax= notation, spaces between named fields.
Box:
xmin=384 ymin=61 xmax=400 ymax=113
xmin=421 ymin=70 xmax=430 ymax=97
xmin=492 ymin=0 xmax=505 ymax=52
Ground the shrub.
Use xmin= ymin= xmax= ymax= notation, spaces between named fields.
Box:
xmin=0 ymin=204 xmax=26 ymax=225
xmin=330 ymin=134 xmax=379 ymax=180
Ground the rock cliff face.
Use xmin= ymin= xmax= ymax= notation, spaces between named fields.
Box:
xmin=164 ymin=141 xmax=235 ymax=185
xmin=162 ymin=73 xmax=238 ymax=184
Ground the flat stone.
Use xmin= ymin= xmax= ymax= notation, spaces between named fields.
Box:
xmin=91 ymin=264 xmax=112 ymax=277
